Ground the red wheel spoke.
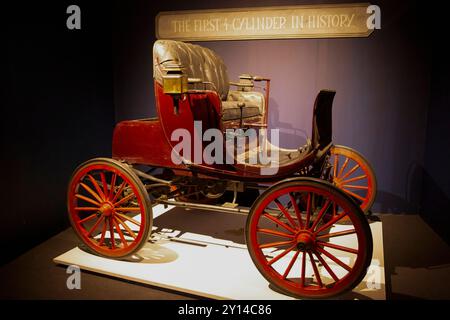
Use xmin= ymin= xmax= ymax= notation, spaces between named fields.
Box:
xmin=259 ymin=240 xmax=294 ymax=249
xmin=342 ymin=184 xmax=368 ymax=190
xmin=309 ymin=199 xmax=331 ymax=232
xmin=80 ymin=182 xmax=104 ymax=204
xmin=114 ymin=193 xmax=136 ymax=207
xmin=109 ymin=173 xmax=117 ymax=200
xmin=342 ymin=189 xmax=366 ymax=202
xmin=317 ymin=241 xmax=358 ymax=254
xmin=100 ymin=172 xmax=109 ymax=199
xmin=289 ymin=193 xmax=304 ymax=228
xmin=111 ymin=181 xmax=127 ymax=204
xmin=333 ymin=154 xmax=339 ymax=178
xmin=316 ymin=247 xmax=352 ymax=272
xmin=87 ymin=174 xmax=106 ymax=200
xmin=307 ymin=251 xmax=323 ymax=287
xmin=337 ymin=157 xmax=349 ymax=178
xmin=341 ymin=175 xmax=366 ymax=184
xmin=87 ymin=215 xmax=104 ymax=237
xmin=109 ymin=216 xmax=115 ymax=249
xmin=114 ymin=207 xmax=141 ymax=212
xmin=78 ymin=213 xmax=98 ymax=224
xmin=75 ymin=194 xmax=101 ymax=207
xmin=315 ymin=211 xmax=348 ymax=234
xmin=114 ymin=216 xmax=137 ymax=239
xmin=305 ymin=193 xmax=312 ymax=227
xmin=262 ymin=213 xmax=296 ymax=234
xmin=314 ymin=251 xmax=340 ymax=282
xmin=116 ymin=213 xmax=141 ymax=227
xmin=274 ymin=198 xmax=298 ymax=228
xmin=113 ymin=218 xmax=128 ymax=248
xmin=98 ymin=220 xmax=107 ymax=246
xmin=257 ymin=228 xmax=295 ymax=239
xmin=283 ymin=250 xmax=300 ymax=279
xmin=301 ymin=251 xmax=306 ymax=287
xmin=75 ymin=207 xmax=99 ymax=211
xmin=267 ymin=244 xmax=297 ymax=266
xmin=317 ymin=228 xmax=356 ymax=239
xmin=340 ymin=164 xmax=360 ymax=181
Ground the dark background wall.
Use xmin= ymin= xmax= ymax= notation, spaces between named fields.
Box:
xmin=3 ymin=1 xmax=115 ymax=264
xmin=421 ymin=29 xmax=450 ymax=244
xmin=3 ymin=0 xmax=449 ymax=264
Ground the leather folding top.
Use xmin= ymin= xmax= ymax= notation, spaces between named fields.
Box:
xmin=153 ymin=40 xmax=263 ymax=121
xmin=153 ymin=40 xmax=229 ymax=100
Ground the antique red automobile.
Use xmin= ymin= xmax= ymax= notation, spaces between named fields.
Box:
xmin=67 ymin=40 xmax=377 ymax=299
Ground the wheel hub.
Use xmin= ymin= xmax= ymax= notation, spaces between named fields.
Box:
xmin=296 ymin=231 xmax=315 ymax=251
xmin=333 ymin=177 xmax=342 ymax=187
xmin=99 ymin=202 xmax=114 ymax=216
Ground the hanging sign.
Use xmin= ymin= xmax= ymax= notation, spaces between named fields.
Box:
xmin=156 ymin=3 xmax=374 ymax=41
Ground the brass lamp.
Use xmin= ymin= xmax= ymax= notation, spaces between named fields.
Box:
xmin=162 ymin=63 xmax=188 ymax=114
xmin=162 ymin=64 xmax=188 ymax=95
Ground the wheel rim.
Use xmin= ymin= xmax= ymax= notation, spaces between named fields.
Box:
xmin=68 ymin=163 xmax=149 ymax=257
xmin=248 ymin=183 xmax=370 ymax=298
xmin=330 ymin=146 xmax=376 ymax=213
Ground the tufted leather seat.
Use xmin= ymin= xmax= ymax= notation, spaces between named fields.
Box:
xmin=153 ymin=40 xmax=263 ymax=121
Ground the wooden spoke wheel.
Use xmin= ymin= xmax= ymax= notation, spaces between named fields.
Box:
xmin=330 ymin=145 xmax=377 ymax=214
xmin=246 ymin=178 xmax=373 ymax=299
xmin=67 ymin=158 xmax=152 ymax=258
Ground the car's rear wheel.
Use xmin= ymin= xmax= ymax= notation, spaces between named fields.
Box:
xmin=330 ymin=145 xmax=377 ymax=214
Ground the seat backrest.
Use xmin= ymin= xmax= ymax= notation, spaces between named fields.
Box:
xmin=153 ymin=40 xmax=229 ymax=100
xmin=311 ymin=90 xmax=336 ymax=149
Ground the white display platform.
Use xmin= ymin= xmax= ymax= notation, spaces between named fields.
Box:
xmin=54 ymin=205 xmax=385 ymax=300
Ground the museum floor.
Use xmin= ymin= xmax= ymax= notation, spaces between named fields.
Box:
xmin=0 ymin=213 xmax=449 ymax=300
